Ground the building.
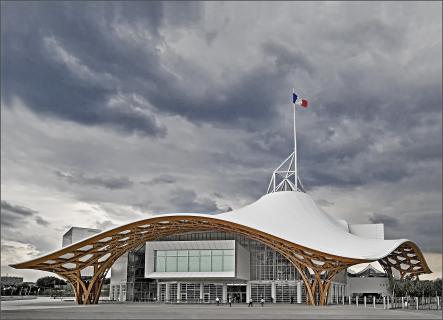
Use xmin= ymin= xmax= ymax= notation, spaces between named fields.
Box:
xmin=10 ymin=97 xmax=431 ymax=305
xmin=62 ymin=227 xmax=101 ymax=248
xmin=62 ymin=227 xmax=101 ymax=277
xmin=347 ymin=264 xmax=389 ymax=298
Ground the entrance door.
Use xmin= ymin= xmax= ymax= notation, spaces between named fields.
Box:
xmin=227 ymin=285 xmax=247 ymax=303
xmin=204 ymin=293 xmax=210 ymax=303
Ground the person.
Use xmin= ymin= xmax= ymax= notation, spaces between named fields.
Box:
xmin=248 ymin=298 xmax=253 ymax=307
xmin=291 ymin=296 xmax=294 ymax=304
xmin=216 ymin=297 xmax=220 ymax=306
xmin=228 ymin=297 xmax=232 ymax=307
xmin=260 ymin=297 xmax=264 ymax=307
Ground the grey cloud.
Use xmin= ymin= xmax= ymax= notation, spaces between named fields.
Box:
xmin=1 ymin=201 xmax=37 ymax=217
xmin=95 ymin=220 xmax=117 ymax=231
xmin=1 ymin=2 xmax=169 ymax=137
xmin=55 ymin=170 xmax=133 ymax=190
xmin=169 ymin=188 xmax=230 ymax=214
xmin=369 ymin=212 xmax=399 ymax=228
xmin=369 ymin=211 xmax=442 ymax=253
xmin=35 ymin=216 xmax=50 ymax=227
xmin=1 ymin=2 xmax=441 ymax=280
xmin=148 ymin=174 xmax=177 ymax=185
xmin=1 ymin=201 xmax=49 ymax=228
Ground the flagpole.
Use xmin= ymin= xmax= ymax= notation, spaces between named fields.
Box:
xmin=293 ymin=88 xmax=298 ymax=191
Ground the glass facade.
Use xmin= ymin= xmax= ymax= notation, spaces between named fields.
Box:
xmin=123 ymin=231 xmax=317 ymax=303
xmin=162 ymin=232 xmax=300 ymax=281
xmin=154 ymin=249 xmax=235 ymax=273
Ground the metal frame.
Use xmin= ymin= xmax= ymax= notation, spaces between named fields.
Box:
xmin=267 ymin=152 xmax=306 ymax=193
xmin=11 ymin=215 xmax=430 ymax=305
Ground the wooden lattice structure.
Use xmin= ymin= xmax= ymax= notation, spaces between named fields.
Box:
xmin=11 ymin=215 xmax=431 ymax=305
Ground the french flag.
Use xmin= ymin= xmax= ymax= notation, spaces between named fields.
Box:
xmin=292 ymin=93 xmax=308 ymax=108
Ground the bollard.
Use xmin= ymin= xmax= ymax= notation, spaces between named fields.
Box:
xmin=415 ymin=297 xmax=418 ymax=310
xmin=364 ymin=296 xmax=366 ymax=308
xmin=402 ymin=297 xmax=404 ymax=309
xmin=356 ymin=296 xmax=358 ymax=307
xmin=383 ymin=296 xmax=386 ymax=309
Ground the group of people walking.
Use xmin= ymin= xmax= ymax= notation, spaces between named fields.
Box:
xmin=215 ymin=297 xmax=265 ymax=307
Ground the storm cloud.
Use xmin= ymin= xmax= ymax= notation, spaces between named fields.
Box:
xmin=1 ymin=2 xmax=441 ymax=280
xmin=1 ymin=201 xmax=49 ymax=228
xmin=55 ymin=170 xmax=134 ymax=190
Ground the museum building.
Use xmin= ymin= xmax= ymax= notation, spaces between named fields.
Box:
xmin=11 ymin=94 xmax=431 ymax=305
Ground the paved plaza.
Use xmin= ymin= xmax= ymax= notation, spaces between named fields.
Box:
xmin=1 ymin=298 xmax=442 ymax=319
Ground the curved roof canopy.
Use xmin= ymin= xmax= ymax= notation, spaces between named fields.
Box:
xmin=12 ymin=191 xmax=430 ymax=275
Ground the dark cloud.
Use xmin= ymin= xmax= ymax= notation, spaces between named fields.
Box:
xmin=169 ymin=188 xmax=230 ymax=214
xmin=1 ymin=2 xmax=441 ymax=280
xmin=369 ymin=212 xmax=399 ymax=228
xmin=147 ymin=174 xmax=176 ymax=185
xmin=55 ymin=170 xmax=133 ymax=190
xmin=94 ymin=220 xmax=117 ymax=231
xmin=1 ymin=201 xmax=49 ymax=228
xmin=369 ymin=211 xmax=442 ymax=253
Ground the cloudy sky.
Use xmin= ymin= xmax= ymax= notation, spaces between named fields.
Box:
xmin=1 ymin=2 xmax=441 ymax=281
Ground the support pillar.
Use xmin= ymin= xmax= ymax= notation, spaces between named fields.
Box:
xmin=200 ymin=283 xmax=204 ymax=301
xmin=296 ymin=281 xmax=302 ymax=303
xmin=271 ymin=282 xmax=276 ymax=303
xmin=177 ymin=282 xmax=181 ymax=303
xmin=165 ymin=283 xmax=170 ymax=302
xmin=246 ymin=282 xmax=251 ymax=303
xmin=156 ymin=281 xmax=160 ymax=302
xmin=222 ymin=284 xmax=227 ymax=304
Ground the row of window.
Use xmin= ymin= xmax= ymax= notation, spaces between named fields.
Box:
xmin=154 ymin=250 xmax=235 ymax=273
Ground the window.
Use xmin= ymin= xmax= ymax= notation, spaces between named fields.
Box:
xmin=154 ymin=249 xmax=235 ymax=272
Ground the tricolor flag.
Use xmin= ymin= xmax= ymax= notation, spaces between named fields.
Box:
xmin=292 ymin=93 xmax=308 ymax=108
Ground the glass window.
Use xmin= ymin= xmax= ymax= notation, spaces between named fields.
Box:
xmin=223 ymin=255 xmax=235 ymax=272
xmin=200 ymin=256 xmax=211 ymax=272
xmin=200 ymin=250 xmax=211 ymax=256
xmin=177 ymin=250 xmax=188 ymax=256
xmin=166 ymin=250 xmax=177 ymax=256
xmin=211 ymin=250 xmax=222 ymax=256
xmin=189 ymin=256 xmax=200 ymax=272
xmin=223 ymin=250 xmax=234 ymax=256
xmin=166 ymin=256 xmax=177 ymax=272
xmin=155 ymin=256 xmax=165 ymax=272
xmin=177 ymin=256 xmax=188 ymax=272
xmin=188 ymin=250 xmax=200 ymax=257
xmin=157 ymin=250 xmax=166 ymax=257
xmin=211 ymin=255 xmax=223 ymax=272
